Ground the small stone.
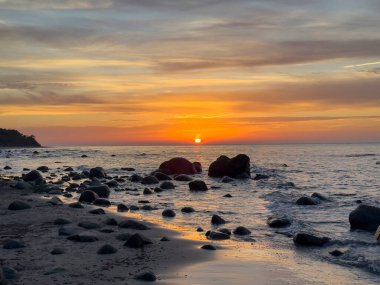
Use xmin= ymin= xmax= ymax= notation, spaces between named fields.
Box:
xmin=267 ymin=217 xmax=291 ymax=228
xmin=134 ymin=271 xmax=157 ymax=282
xmin=93 ymin=198 xmax=111 ymax=207
xmin=293 ymin=233 xmax=330 ymax=246
xmin=97 ymin=244 xmax=117 ymax=254
xmin=160 ymin=181 xmax=175 ymax=190
xmin=211 ymin=214 xmax=225 ymax=225
xmin=181 ymin=206 xmax=195 ymax=213
xmin=88 ymin=208 xmax=105 ymax=215
xmin=78 ymin=221 xmax=101 ymax=230
xmin=233 ymin=226 xmax=251 ymax=235
xmin=4 ymin=166 xmax=12 ymax=170
xmin=68 ymin=202 xmax=83 ymax=208
xmin=329 ymin=249 xmax=344 ymax=256
xmin=118 ymin=220 xmax=150 ymax=230
xmin=79 ymin=190 xmax=99 ymax=203
xmin=162 ymin=209 xmax=176 ymax=218
xmin=3 ymin=239 xmax=25 ymax=249
xmin=141 ymin=175 xmax=160 ymax=185
xmin=253 ymin=174 xmax=270 ymax=180
xmin=51 ymin=248 xmax=65 ymax=255
xmin=143 ymin=188 xmax=154 ymax=195
xmin=67 ymin=234 xmax=98 ymax=242
xmin=160 ymin=236 xmax=170 ymax=241
xmin=124 ymin=233 xmax=153 ymax=248
xmin=196 ymin=227 xmax=204 ymax=232
xmin=296 ymin=196 xmax=318 ymax=206
xmin=207 ymin=231 xmax=230 ymax=240
xmin=117 ymin=203 xmax=129 ymax=212
xmin=54 ymin=218 xmax=71 ymax=225
xmin=223 ymin=193 xmax=232 ymax=198
xmin=189 ymin=180 xmax=208 ymax=191
xmin=201 ymin=244 xmax=217 ymax=250
xmin=8 ymin=201 xmax=31 ymax=211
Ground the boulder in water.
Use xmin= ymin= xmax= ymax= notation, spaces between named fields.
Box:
xmin=158 ymin=157 xmax=201 ymax=175
xmin=189 ymin=180 xmax=208 ymax=191
xmin=211 ymin=214 xmax=226 ymax=225
xmin=23 ymin=170 xmax=43 ymax=182
xmin=208 ymin=154 xmax=250 ymax=178
xmin=293 ymin=233 xmax=330 ymax=246
xmin=296 ymin=196 xmax=318 ymax=205
xmin=79 ymin=190 xmax=99 ymax=203
xmin=89 ymin=167 xmax=106 ymax=179
xmin=86 ymin=185 xmax=110 ymax=198
xmin=349 ymin=204 xmax=380 ymax=231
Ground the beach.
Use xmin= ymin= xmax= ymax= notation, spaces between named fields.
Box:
xmin=1 ymin=144 xmax=380 ymax=284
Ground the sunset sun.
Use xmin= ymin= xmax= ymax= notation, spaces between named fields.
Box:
xmin=194 ymin=137 xmax=202 ymax=144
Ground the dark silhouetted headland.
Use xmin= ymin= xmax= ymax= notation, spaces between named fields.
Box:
xmin=0 ymin=128 xmax=41 ymax=147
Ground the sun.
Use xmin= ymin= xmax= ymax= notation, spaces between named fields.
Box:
xmin=194 ymin=137 xmax=202 ymax=144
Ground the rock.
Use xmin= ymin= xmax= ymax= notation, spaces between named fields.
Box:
xmin=160 ymin=181 xmax=175 ymax=190
xmin=118 ymin=220 xmax=150 ymax=230
xmin=3 ymin=239 xmax=25 ymax=249
xmin=134 ymin=271 xmax=157 ymax=282
xmin=233 ymin=226 xmax=251 ymax=235
xmin=129 ymin=205 xmax=140 ymax=211
xmin=68 ymin=202 xmax=83 ymax=208
xmin=2 ymin=265 xmax=19 ymax=280
xmin=154 ymin=172 xmax=172 ymax=181
xmin=207 ymin=231 xmax=230 ymax=240
xmin=104 ymin=218 xmax=118 ymax=226
xmin=97 ymin=244 xmax=117 ymax=254
xmin=89 ymin=208 xmax=105 ymax=215
xmin=116 ymin=233 xmax=132 ymax=241
xmin=143 ymin=188 xmax=154 ymax=195
xmin=201 ymin=244 xmax=217 ymax=250
xmin=181 ymin=206 xmax=195 ymax=213
xmin=162 ymin=209 xmax=176 ymax=218
xmin=267 ymin=217 xmax=291 ymax=228
xmin=154 ymin=187 xmax=163 ymax=193
xmin=79 ymin=190 xmax=99 ymax=203
xmin=48 ymin=196 xmax=63 ymax=205
xmin=44 ymin=267 xmax=66 ymax=275
xmin=293 ymin=233 xmax=330 ymax=246
xmin=124 ymin=233 xmax=153 ymax=248
xmin=54 ymin=218 xmax=71 ymax=225
xmin=223 ymin=193 xmax=232 ymax=198
xmin=67 ymin=234 xmax=98 ymax=242
xmin=189 ymin=180 xmax=208 ymax=191
xmin=23 ymin=170 xmax=43 ymax=182
xmin=117 ymin=203 xmax=129 ymax=212
xmin=58 ymin=226 xmax=79 ymax=236
xmin=141 ymin=205 xmax=155 ymax=211
xmin=296 ymin=196 xmax=318 ymax=205
xmin=159 ymin=157 xmax=200 ymax=175
xmin=349 ymin=204 xmax=380 ymax=231
xmin=221 ymin=176 xmax=234 ymax=183
xmin=93 ymin=198 xmax=111 ymax=207
xmin=78 ymin=221 xmax=101 ymax=230
xmin=89 ymin=167 xmax=106 ymax=179
xmin=8 ymin=201 xmax=31 ymax=210
xmin=160 ymin=236 xmax=170 ymax=241
xmin=376 ymin=226 xmax=380 ymax=240
xmin=64 ymin=167 xmax=73 ymax=171
xmin=4 ymin=166 xmax=11 ymax=170
xmin=311 ymin=192 xmax=328 ymax=201
xmin=211 ymin=214 xmax=226 ymax=225
xmin=51 ymin=248 xmax=65 ymax=255
xmin=253 ymin=174 xmax=270 ymax=180
xmin=106 ymin=180 xmax=118 ymax=187
xmin=193 ymin=162 xmax=202 ymax=173
xmin=196 ymin=227 xmax=204 ymax=232
xmin=174 ymin=174 xmax=193 ymax=181
xmin=87 ymin=185 xmax=110 ymax=198
xmin=37 ymin=166 xmax=49 ymax=172
xmin=130 ymin=174 xmax=143 ymax=182
xmin=218 ymin=228 xmax=232 ymax=235
xmin=208 ymin=154 xmax=250 ymax=178
xmin=141 ymin=175 xmax=160 ymax=185
xmin=329 ymin=249 xmax=344 ymax=256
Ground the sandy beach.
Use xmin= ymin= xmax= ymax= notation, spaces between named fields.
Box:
xmin=0 ymin=180 xmax=212 ymax=284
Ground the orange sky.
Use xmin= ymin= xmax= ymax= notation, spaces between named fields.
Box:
xmin=0 ymin=0 xmax=380 ymax=145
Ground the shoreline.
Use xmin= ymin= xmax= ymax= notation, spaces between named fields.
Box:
xmin=0 ymin=182 xmax=212 ymax=284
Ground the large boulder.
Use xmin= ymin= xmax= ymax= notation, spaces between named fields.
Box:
xmin=349 ymin=204 xmax=380 ymax=231
xmin=158 ymin=157 xmax=201 ymax=175
xmin=208 ymin=154 xmax=250 ymax=178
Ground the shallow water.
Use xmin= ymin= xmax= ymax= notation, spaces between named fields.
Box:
xmin=1 ymin=143 xmax=380 ymax=284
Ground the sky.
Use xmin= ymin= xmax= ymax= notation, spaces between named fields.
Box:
xmin=0 ymin=0 xmax=379 ymax=145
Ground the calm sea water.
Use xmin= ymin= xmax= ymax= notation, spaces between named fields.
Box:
xmin=1 ymin=144 xmax=380 ymax=283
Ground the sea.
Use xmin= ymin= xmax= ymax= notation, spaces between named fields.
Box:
xmin=1 ymin=143 xmax=380 ymax=284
